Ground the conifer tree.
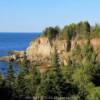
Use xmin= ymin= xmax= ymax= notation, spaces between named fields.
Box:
xmin=52 ymin=47 xmax=60 ymax=72
xmin=30 ymin=64 xmax=41 ymax=97
xmin=6 ymin=62 xmax=14 ymax=87
xmin=15 ymin=66 xmax=27 ymax=98
xmin=22 ymin=51 xmax=29 ymax=73
xmin=38 ymin=47 xmax=73 ymax=98
xmin=72 ymin=39 xmax=97 ymax=100
xmin=0 ymin=72 xmax=4 ymax=88
xmin=0 ymin=73 xmax=3 ymax=86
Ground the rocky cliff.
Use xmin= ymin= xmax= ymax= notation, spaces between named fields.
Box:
xmin=26 ymin=37 xmax=70 ymax=65
xmin=26 ymin=37 xmax=100 ymax=66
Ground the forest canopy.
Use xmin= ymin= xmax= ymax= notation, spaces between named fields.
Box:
xmin=42 ymin=21 xmax=100 ymax=40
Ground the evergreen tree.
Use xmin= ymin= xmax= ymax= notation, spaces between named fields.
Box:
xmin=15 ymin=63 xmax=41 ymax=99
xmin=91 ymin=24 xmax=100 ymax=38
xmin=5 ymin=62 xmax=16 ymax=100
xmin=86 ymin=87 xmax=100 ymax=100
xmin=92 ymin=60 xmax=100 ymax=86
xmin=38 ymin=47 xmax=73 ymax=98
xmin=43 ymin=27 xmax=59 ymax=40
xmin=15 ymin=66 xmax=27 ymax=99
xmin=71 ymin=39 xmax=98 ymax=100
xmin=77 ymin=21 xmax=90 ymax=39
xmin=52 ymin=47 xmax=60 ymax=72
xmin=6 ymin=62 xmax=14 ymax=87
xmin=30 ymin=64 xmax=41 ymax=97
xmin=22 ymin=51 xmax=29 ymax=73
xmin=0 ymin=72 xmax=3 ymax=87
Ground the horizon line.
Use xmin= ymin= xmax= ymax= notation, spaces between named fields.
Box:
xmin=0 ymin=32 xmax=41 ymax=33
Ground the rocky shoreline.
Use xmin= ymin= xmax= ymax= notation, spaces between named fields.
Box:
xmin=0 ymin=50 xmax=25 ymax=62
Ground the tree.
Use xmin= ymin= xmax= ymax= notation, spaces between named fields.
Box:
xmin=5 ymin=62 xmax=16 ymax=100
xmin=43 ymin=27 xmax=59 ymax=40
xmin=77 ymin=21 xmax=90 ymax=39
xmin=71 ymin=39 xmax=98 ymax=100
xmin=72 ymin=66 xmax=94 ymax=100
xmin=87 ymin=87 xmax=100 ymax=100
xmin=15 ymin=62 xmax=41 ymax=99
xmin=15 ymin=65 xmax=27 ymax=99
xmin=61 ymin=23 xmax=76 ymax=40
xmin=29 ymin=64 xmax=41 ymax=96
xmin=92 ymin=61 xmax=100 ymax=86
xmin=91 ymin=24 xmax=100 ymax=38
xmin=15 ymin=52 xmax=34 ymax=99
xmin=38 ymin=48 xmax=74 ymax=98
xmin=6 ymin=62 xmax=14 ymax=87
xmin=22 ymin=51 xmax=29 ymax=73
xmin=0 ymin=73 xmax=4 ymax=87
xmin=51 ymin=47 xmax=60 ymax=72
xmin=82 ymin=39 xmax=93 ymax=61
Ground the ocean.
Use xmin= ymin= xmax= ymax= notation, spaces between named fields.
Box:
xmin=0 ymin=33 xmax=40 ymax=74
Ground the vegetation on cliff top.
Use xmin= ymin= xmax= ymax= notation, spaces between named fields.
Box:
xmin=42 ymin=21 xmax=100 ymax=40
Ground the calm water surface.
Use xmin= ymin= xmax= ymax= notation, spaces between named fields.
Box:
xmin=0 ymin=33 xmax=40 ymax=74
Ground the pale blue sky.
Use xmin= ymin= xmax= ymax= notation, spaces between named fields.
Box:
xmin=0 ymin=0 xmax=99 ymax=32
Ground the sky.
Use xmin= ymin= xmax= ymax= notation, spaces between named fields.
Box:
xmin=0 ymin=0 xmax=100 ymax=32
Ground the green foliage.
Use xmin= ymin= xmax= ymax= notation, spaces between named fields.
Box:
xmin=77 ymin=21 xmax=90 ymax=39
xmin=41 ymin=21 xmax=100 ymax=40
xmin=43 ymin=26 xmax=59 ymax=40
xmin=51 ymin=47 xmax=60 ymax=72
xmin=59 ymin=21 xmax=91 ymax=40
xmin=91 ymin=24 xmax=100 ymax=38
xmin=61 ymin=39 xmax=100 ymax=99
xmin=61 ymin=23 xmax=77 ymax=40
xmin=38 ymin=67 xmax=74 ymax=98
xmin=6 ymin=62 xmax=14 ymax=87
xmin=87 ymin=87 xmax=100 ymax=100
xmin=37 ymin=48 xmax=75 ymax=98
xmin=29 ymin=64 xmax=41 ymax=96
xmin=15 ymin=67 xmax=27 ymax=97
xmin=0 ymin=73 xmax=4 ymax=87
xmin=22 ymin=51 xmax=30 ymax=73
xmin=92 ymin=62 xmax=100 ymax=86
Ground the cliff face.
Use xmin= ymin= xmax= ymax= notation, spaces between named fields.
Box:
xmin=26 ymin=37 xmax=69 ymax=65
xmin=26 ymin=37 xmax=52 ymax=61
xmin=26 ymin=37 xmax=100 ymax=66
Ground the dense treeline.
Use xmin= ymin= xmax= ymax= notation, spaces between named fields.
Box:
xmin=0 ymin=21 xmax=100 ymax=100
xmin=42 ymin=21 xmax=100 ymax=40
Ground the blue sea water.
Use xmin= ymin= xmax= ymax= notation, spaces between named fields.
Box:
xmin=0 ymin=33 xmax=40 ymax=74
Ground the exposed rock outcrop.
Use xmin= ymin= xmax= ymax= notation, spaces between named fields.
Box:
xmin=8 ymin=50 xmax=25 ymax=58
xmin=0 ymin=50 xmax=24 ymax=62
xmin=26 ymin=37 xmax=70 ymax=65
xmin=26 ymin=37 xmax=52 ymax=61
xmin=26 ymin=37 xmax=100 ymax=66
xmin=0 ymin=55 xmax=16 ymax=62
